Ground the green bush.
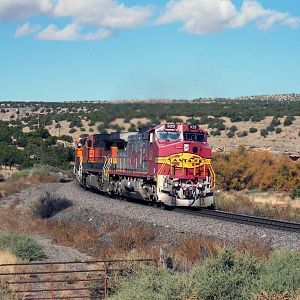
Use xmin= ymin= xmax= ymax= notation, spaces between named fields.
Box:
xmin=227 ymin=131 xmax=234 ymax=138
xmin=11 ymin=165 xmax=58 ymax=180
xmin=290 ymin=184 xmax=300 ymax=199
xmin=0 ymin=173 xmax=5 ymax=182
xmin=210 ymin=129 xmax=221 ymax=136
xmin=249 ymin=127 xmax=257 ymax=133
xmin=229 ymin=125 xmax=238 ymax=133
xmin=188 ymin=248 xmax=261 ymax=300
xmin=111 ymin=267 xmax=183 ymax=300
xmin=59 ymin=135 xmax=73 ymax=143
xmin=283 ymin=115 xmax=295 ymax=126
xmin=270 ymin=117 xmax=281 ymax=127
xmin=253 ymin=250 xmax=300 ymax=294
xmin=237 ymin=130 xmax=248 ymax=137
xmin=0 ymin=232 xmax=46 ymax=261
xmin=69 ymin=128 xmax=77 ymax=134
xmin=112 ymin=247 xmax=300 ymax=300
xmin=260 ymin=129 xmax=268 ymax=138
xmin=275 ymin=127 xmax=282 ymax=134
xmin=34 ymin=192 xmax=72 ymax=218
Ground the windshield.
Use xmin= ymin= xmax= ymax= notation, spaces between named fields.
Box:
xmin=157 ymin=131 xmax=180 ymax=141
xmin=184 ymin=132 xmax=206 ymax=142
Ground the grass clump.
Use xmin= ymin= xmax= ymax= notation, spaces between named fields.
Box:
xmin=0 ymin=232 xmax=46 ymax=261
xmin=11 ymin=165 xmax=58 ymax=181
xmin=111 ymin=248 xmax=300 ymax=300
xmin=290 ymin=184 xmax=300 ymax=200
xmin=34 ymin=192 xmax=72 ymax=218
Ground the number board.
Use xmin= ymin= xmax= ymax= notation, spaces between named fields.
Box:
xmin=165 ymin=124 xmax=177 ymax=129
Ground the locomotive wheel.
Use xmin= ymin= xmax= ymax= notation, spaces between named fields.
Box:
xmin=160 ymin=203 xmax=174 ymax=211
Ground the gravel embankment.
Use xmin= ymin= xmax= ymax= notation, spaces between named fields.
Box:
xmin=11 ymin=180 xmax=299 ymax=251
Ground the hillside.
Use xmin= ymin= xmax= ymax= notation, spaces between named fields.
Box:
xmin=1 ymin=97 xmax=300 ymax=157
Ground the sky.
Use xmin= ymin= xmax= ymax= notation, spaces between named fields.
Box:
xmin=0 ymin=0 xmax=300 ymax=101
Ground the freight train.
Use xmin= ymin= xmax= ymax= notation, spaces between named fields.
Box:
xmin=74 ymin=124 xmax=215 ymax=208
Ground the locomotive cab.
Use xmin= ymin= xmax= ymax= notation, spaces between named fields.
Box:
xmin=153 ymin=124 xmax=215 ymax=208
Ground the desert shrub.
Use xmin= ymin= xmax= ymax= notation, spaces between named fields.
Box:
xmin=270 ymin=117 xmax=281 ymax=127
xmin=226 ymin=131 xmax=234 ymax=138
xmin=253 ymin=250 xmax=300 ymax=294
xmin=111 ymin=267 xmax=183 ymax=300
xmin=111 ymin=227 xmax=154 ymax=252
xmin=59 ymin=135 xmax=73 ymax=143
xmin=290 ymin=184 xmax=300 ymax=199
xmin=213 ymin=148 xmax=300 ymax=191
xmin=249 ymin=127 xmax=258 ymax=133
xmin=128 ymin=123 xmax=137 ymax=132
xmin=298 ymin=130 xmax=300 ymax=137
xmin=238 ymin=130 xmax=248 ymax=137
xmin=0 ymin=173 xmax=5 ymax=182
xmin=283 ymin=115 xmax=295 ymax=126
xmin=112 ymin=248 xmax=262 ymax=300
xmin=69 ymin=128 xmax=77 ymax=134
xmin=34 ymin=192 xmax=72 ymax=218
xmin=275 ymin=128 xmax=282 ymax=134
xmin=175 ymin=237 xmax=219 ymax=268
xmin=188 ymin=248 xmax=261 ymax=300
xmin=11 ymin=165 xmax=58 ymax=180
xmin=266 ymin=125 xmax=275 ymax=132
xmin=0 ymin=232 xmax=46 ymax=261
xmin=229 ymin=125 xmax=238 ymax=132
xmin=210 ymin=129 xmax=221 ymax=136
xmin=260 ymin=129 xmax=268 ymax=138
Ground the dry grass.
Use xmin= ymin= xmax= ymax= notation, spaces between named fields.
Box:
xmin=236 ymin=237 xmax=272 ymax=259
xmin=215 ymin=191 xmax=300 ymax=222
xmin=0 ymin=174 xmax=58 ymax=199
xmin=175 ymin=237 xmax=219 ymax=268
xmin=24 ymin=217 xmax=101 ymax=256
xmin=0 ymin=251 xmax=22 ymax=299
xmin=111 ymin=226 xmax=155 ymax=252
xmin=253 ymin=290 xmax=300 ymax=300
xmin=100 ymin=226 xmax=156 ymax=261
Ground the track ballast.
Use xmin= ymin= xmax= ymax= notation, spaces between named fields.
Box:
xmin=176 ymin=208 xmax=300 ymax=233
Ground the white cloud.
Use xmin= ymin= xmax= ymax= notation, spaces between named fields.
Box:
xmin=52 ymin=0 xmax=152 ymax=29
xmin=37 ymin=23 xmax=81 ymax=41
xmin=1 ymin=0 xmax=152 ymax=41
xmin=0 ymin=0 xmax=53 ymax=22
xmin=36 ymin=23 xmax=114 ymax=41
xmin=82 ymin=28 xmax=115 ymax=41
xmin=157 ymin=0 xmax=300 ymax=35
xmin=15 ymin=22 xmax=40 ymax=37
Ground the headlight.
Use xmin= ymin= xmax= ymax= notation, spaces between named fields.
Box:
xmin=184 ymin=144 xmax=189 ymax=152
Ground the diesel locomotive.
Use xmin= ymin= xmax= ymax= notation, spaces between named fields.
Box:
xmin=74 ymin=124 xmax=215 ymax=208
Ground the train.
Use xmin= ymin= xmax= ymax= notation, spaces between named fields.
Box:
xmin=74 ymin=123 xmax=215 ymax=209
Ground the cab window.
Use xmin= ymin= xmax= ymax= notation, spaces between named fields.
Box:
xmin=184 ymin=132 xmax=206 ymax=142
xmin=157 ymin=131 xmax=180 ymax=141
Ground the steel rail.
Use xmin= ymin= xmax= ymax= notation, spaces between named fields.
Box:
xmin=81 ymin=183 xmax=300 ymax=233
xmin=176 ymin=208 xmax=300 ymax=232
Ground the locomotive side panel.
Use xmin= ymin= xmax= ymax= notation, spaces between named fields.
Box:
xmin=116 ymin=132 xmax=150 ymax=173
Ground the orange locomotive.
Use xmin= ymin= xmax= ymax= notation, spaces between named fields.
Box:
xmin=74 ymin=124 xmax=215 ymax=208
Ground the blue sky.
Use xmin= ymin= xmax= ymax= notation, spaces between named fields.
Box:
xmin=0 ymin=0 xmax=300 ymax=101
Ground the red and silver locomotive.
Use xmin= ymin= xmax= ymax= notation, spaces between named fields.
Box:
xmin=74 ymin=124 xmax=215 ymax=208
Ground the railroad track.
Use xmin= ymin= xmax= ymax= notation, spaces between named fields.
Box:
xmin=83 ymin=185 xmax=300 ymax=233
xmin=175 ymin=208 xmax=300 ymax=233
